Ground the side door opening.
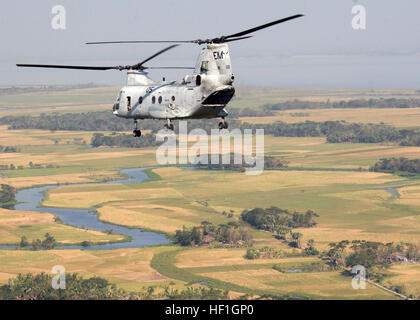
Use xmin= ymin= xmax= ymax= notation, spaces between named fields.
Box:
xmin=127 ymin=96 xmax=131 ymax=111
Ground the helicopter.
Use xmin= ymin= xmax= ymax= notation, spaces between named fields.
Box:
xmin=17 ymin=14 xmax=304 ymax=137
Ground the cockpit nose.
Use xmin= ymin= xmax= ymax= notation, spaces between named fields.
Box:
xmin=112 ymin=101 xmax=120 ymax=114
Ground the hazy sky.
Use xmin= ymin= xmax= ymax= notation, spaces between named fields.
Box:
xmin=1 ymin=0 xmax=419 ymax=88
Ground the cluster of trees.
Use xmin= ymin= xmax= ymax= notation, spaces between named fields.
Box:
xmin=173 ymin=221 xmax=252 ymax=247
xmin=228 ymin=107 xmax=275 ymax=118
xmin=193 ymin=155 xmax=287 ymax=172
xmin=91 ymin=133 xmax=160 ymax=148
xmin=245 ymin=120 xmax=405 ymax=143
xmin=245 ymin=247 xmax=278 ymax=259
xmin=241 ymin=207 xmax=319 ymax=232
xmin=0 ymin=146 xmax=19 ymax=153
xmin=0 ymin=164 xmax=22 ymax=170
xmin=272 ymin=261 xmax=330 ymax=273
xmin=0 ymin=162 xmax=59 ymax=171
xmin=324 ymin=240 xmax=420 ymax=274
xmin=245 ymin=240 xmax=319 ymax=260
xmin=263 ymin=98 xmax=420 ymax=111
xmin=399 ymin=130 xmax=420 ymax=146
xmin=303 ymin=239 xmax=320 ymax=256
xmin=264 ymin=156 xmax=288 ymax=169
xmin=19 ymin=233 xmax=56 ymax=250
xmin=0 ymin=184 xmax=16 ymax=209
xmin=28 ymin=161 xmax=59 ymax=169
xmin=4 ymin=105 xmax=420 ymax=147
xmin=0 ymin=272 xmax=229 ymax=300
xmin=0 ymin=112 xmax=138 ymax=132
xmin=370 ymin=157 xmax=420 ymax=174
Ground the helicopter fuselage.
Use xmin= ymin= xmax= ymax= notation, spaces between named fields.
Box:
xmin=113 ymin=43 xmax=235 ymax=121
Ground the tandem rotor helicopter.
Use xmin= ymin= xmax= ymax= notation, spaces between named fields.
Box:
xmin=17 ymin=14 xmax=304 ymax=137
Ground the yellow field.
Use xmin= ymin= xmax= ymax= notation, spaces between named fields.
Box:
xmin=0 ymin=170 xmax=123 ymax=189
xmin=396 ymin=185 xmax=420 ymax=206
xmin=0 ymin=208 xmax=125 ymax=245
xmin=171 ymin=248 xmax=395 ymax=299
xmin=175 ymin=248 xmax=318 ymax=268
xmin=243 ymin=108 xmax=420 ymax=128
xmin=0 ymin=247 xmax=182 ymax=292
xmin=382 ymin=264 xmax=420 ymax=298
xmin=199 ymin=269 xmax=394 ymax=299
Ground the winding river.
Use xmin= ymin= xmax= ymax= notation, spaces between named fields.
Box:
xmin=0 ymin=168 xmax=171 ymax=250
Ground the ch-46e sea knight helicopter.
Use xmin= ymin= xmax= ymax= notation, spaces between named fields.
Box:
xmin=17 ymin=14 xmax=303 ymax=137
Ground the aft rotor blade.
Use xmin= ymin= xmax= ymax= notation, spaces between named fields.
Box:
xmin=223 ymin=36 xmax=253 ymax=43
xmin=224 ymin=14 xmax=304 ymax=39
xmin=16 ymin=64 xmax=121 ymax=70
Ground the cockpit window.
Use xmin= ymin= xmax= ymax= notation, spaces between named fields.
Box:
xmin=200 ymin=61 xmax=209 ymax=73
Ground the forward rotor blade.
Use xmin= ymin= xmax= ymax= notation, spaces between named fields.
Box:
xmin=135 ymin=44 xmax=179 ymax=67
xmin=16 ymin=64 xmax=121 ymax=70
xmin=146 ymin=66 xmax=195 ymax=70
xmin=86 ymin=40 xmax=194 ymax=45
xmin=224 ymin=14 xmax=304 ymax=39
xmin=17 ymin=45 xmax=180 ymax=72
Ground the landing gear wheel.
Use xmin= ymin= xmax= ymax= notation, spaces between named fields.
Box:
xmin=165 ymin=120 xmax=174 ymax=131
xmin=218 ymin=121 xmax=228 ymax=130
xmin=133 ymin=120 xmax=141 ymax=137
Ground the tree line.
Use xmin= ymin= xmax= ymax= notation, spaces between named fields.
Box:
xmin=0 ymin=112 xmax=241 ymax=133
xmin=245 ymin=120 xmax=420 ymax=145
xmin=263 ymin=98 xmax=420 ymax=111
xmin=91 ymin=133 xmax=160 ymax=148
xmin=4 ymin=110 xmax=420 ymax=147
xmin=193 ymin=154 xmax=287 ymax=172
xmin=370 ymin=157 xmax=420 ymax=174
xmin=0 ymin=146 xmax=19 ymax=153
xmin=0 ymin=272 xmax=229 ymax=300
